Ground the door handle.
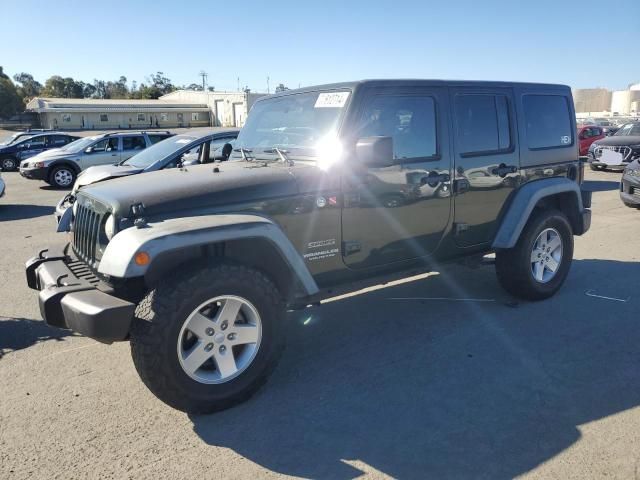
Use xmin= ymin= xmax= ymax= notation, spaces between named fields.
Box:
xmin=421 ymin=171 xmax=450 ymax=187
xmin=111 ymin=153 xmax=117 ymax=156
xmin=491 ymin=163 xmax=518 ymax=177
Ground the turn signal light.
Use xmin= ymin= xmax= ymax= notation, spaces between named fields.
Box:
xmin=134 ymin=251 xmax=150 ymax=266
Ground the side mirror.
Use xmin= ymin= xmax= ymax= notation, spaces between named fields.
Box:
xmin=355 ymin=136 xmax=394 ymax=167
xmin=85 ymin=147 xmax=93 ymax=154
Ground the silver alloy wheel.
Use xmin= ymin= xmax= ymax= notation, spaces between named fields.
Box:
xmin=530 ymin=228 xmax=563 ymax=283
xmin=54 ymin=168 xmax=73 ymax=187
xmin=1 ymin=158 xmax=16 ymax=170
xmin=177 ymin=295 xmax=262 ymax=384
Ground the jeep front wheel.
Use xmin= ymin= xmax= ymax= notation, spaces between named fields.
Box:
xmin=1 ymin=157 xmax=18 ymax=171
xmin=130 ymin=263 xmax=285 ymax=414
xmin=495 ymin=209 xmax=573 ymax=300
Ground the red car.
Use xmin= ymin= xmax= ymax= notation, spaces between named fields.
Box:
xmin=578 ymin=125 xmax=605 ymax=156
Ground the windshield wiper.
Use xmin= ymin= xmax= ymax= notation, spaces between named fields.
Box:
xmin=234 ymin=147 xmax=254 ymax=162
xmin=264 ymin=147 xmax=294 ymax=166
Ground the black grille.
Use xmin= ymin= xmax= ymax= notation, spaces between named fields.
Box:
xmin=72 ymin=203 xmax=104 ymax=265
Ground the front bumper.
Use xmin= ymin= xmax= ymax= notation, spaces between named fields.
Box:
xmin=26 ymin=246 xmax=135 ymax=343
xmin=19 ymin=164 xmax=50 ymax=181
xmin=620 ymin=175 xmax=640 ymax=207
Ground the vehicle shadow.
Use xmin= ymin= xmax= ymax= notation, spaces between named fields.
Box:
xmin=39 ymin=185 xmax=69 ymax=191
xmin=189 ymin=258 xmax=640 ymax=479
xmin=0 ymin=317 xmax=76 ymax=359
xmin=0 ymin=205 xmax=55 ymax=221
xmin=582 ymin=180 xmax=620 ymax=192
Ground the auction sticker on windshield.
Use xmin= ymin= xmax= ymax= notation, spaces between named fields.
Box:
xmin=315 ymin=92 xmax=350 ymax=108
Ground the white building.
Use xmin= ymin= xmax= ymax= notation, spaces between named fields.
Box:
xmin=160 ymin=90 xmax=267 ymax=128
xmin=573 ymin=83 xmax=640 ymax=118
xmin=26 ymin=97 xmax=210 ymax=130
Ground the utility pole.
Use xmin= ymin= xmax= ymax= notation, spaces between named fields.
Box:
xmin=237 ymin=77 xmax=240 ymax=91
xmin=199 ymin=71 xmax=208 ymax=91
xmin=267 ymin=76 xmax=270 ymax=94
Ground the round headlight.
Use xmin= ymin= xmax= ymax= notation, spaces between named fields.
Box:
xmin=104 ymin=214 xmax=117 ymax=240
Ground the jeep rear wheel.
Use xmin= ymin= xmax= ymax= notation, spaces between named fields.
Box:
xmin=130 ymin=263 xmax=285 ymax=414
xmin=495 ymin=209 xmax=573 ymax=300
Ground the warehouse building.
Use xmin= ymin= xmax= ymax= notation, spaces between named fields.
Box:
xmin=26 ymin=97 xmax=211 ymax=130
xmin=573 ymin=83 xmax=640 ymax=118
xmin=160 ymin=90 xmax=267 ymax=128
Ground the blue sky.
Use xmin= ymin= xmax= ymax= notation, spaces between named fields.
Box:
xmin=2 ymin=0 xmax=639 ymax=92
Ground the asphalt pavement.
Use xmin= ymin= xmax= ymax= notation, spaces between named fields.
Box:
xmin=0 ymin=169 xmax=638 ymax=479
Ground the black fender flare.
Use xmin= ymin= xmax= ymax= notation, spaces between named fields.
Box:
xmin=492 ymin=177 xmax=590 ymax=249
xmin=98 ymin=214 xmax=319 ymax=297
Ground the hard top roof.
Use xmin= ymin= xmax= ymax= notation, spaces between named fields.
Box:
xmin=267 ymin=79 xmax=571 ymax=99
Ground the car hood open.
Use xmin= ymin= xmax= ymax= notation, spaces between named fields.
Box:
xmin=74 ymin=164 xmax=142 ymax=192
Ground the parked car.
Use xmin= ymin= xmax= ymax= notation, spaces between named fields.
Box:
xmin=55 ymin=129 xmax=239 ymax=225
xmin=19 ymin=131 xmax=173 ymax=188
xmin=587 ymin=122 xmax=640 ymax=170
xmin=26 ymin=80 xmax=591 ymax=414
xmin=0 ymin=129 xmax=53 ymax=147
xmin=0 ymin=132 xmax=79 ymax=171
xmin=620 ymin=159 xmax=640 ymax=208
xmin=577 ymin=125 xmax=605 ymax=156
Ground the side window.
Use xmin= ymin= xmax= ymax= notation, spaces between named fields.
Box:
xmin=122 ymin=136 xmax=146 ymax=151
xmin=523 ymin=95 xmax=573 ymax=149
xmin=100 ymin=114 xmax=109 ymax=122
xmin=137 ymin=113 xmax=146 ymax=122
xmin=208 ymin=137 xmax=236 ymax=160
xmin=454 ymin=94 xmax=511 ymax=155
xmin=148 ymin=134 xmax=169 ymax=145
xmin=91 ymin=138 xmax=119 ymax=152
xmin=358 ymin=95 xmax=437 ymax=161
xmin=48 ymin=135 xmax=71 ymax=147
xmin=28 ymin=136 xmax=46 ymax=148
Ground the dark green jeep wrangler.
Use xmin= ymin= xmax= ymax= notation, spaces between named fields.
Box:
xmin=26 ymin=80 xmax=591 ymax=413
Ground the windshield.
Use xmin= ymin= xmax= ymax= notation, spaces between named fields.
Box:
xmin=235 ymin=90 xmax=349 ymax=159
xmin=0 ymin=133 xmax=34 ymax=146
xmin=123 ymin=134 xmax=196 ymax=168
xmin=62 ymin=136 xmax=99 ymax=153
xmin=613 ymin=123 xmax=640 ymax=136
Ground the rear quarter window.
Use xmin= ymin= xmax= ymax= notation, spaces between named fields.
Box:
xmin=523 ymin=95 xmax=573 ymax=149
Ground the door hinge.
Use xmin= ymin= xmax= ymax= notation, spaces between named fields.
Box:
xmin=342 ymin=241 xmax=362 ymax=256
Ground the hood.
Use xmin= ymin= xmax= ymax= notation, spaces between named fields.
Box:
xmin=79 ymin=160 xmax=305 ymax=217
xmin=593 ymin=136 xmax=640 ymax=147
xmin=74 ymin=164 xmax=141 ymax=191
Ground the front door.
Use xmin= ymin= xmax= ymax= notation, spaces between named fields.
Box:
xmin=341 ymin=86 xmax=452 ymax=269
xmin=81 ymin=137 xmax=121 ymax=168
xmin=19 ymin=136 xmax=46 ymax=160
xmin=450 ymin=88 xmax=519 ymax=247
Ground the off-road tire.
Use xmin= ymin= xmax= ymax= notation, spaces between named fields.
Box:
xmin=1 ymin=156 xmax=18 ymax=171
xmin=49 ymin=165 xmax=76 ymax=189
xmin=495 ymin=209 xmax=573 ymax=301
xmin=130 ymin=263 xmax=285 ymax=414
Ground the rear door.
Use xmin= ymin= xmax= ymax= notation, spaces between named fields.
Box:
xmin=341 ymin=85 xmax=452 ymax=269
xmin=121 ymin=135 xmax=147 ymax=162
xmin=450 ymin=87 xmax=519 ymax=247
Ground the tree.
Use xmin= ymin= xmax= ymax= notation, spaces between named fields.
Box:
xmin=186 ymin=83 xmax=203 ymax=91
xmin=104 ymin=76 xmax=129 ymax=99
xmin=275 ymin=83 xmax=289 ymax=93
xmin=134 ymin=72 xmax=177 ymax=99
xmin=13 ymin=72 xmax=42 ymax=101
xmin=41 ymin=75 xmax=84 ymax=98
xmin=0 ymin=67 xmax=23 ymax=119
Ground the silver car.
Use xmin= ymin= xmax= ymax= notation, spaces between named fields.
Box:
xmin=19 ymin=131 xmax=173 ymax=188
